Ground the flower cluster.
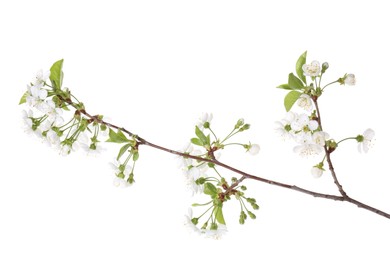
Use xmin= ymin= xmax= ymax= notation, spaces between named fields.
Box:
xmin=276 ymin=111 xmax=328 ymax=157
xmin=20 ymin=61 xmax=136 ymax=188
xmin=179 ymin=114 xmax=260 ymax=238
xmin=276 ymin=51 xmax=374 ymax=178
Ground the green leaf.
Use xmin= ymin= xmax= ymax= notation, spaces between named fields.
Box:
xmin=19 ymin=91 xmax=28 ymax=105
xmin=284 ymin=90 xmax=302 ymax=112
xmin=191 ymin=137 xmax=203 ymax=146
xmin=288 ymin=73 xmax=304 ymax=90
xmin=204 ymin=182 xmax=217 ymax=196
xmin=50 ymin=59 xmax=64 ymax=90
xmin=117 ymin=143 xmax=132 ymax=160
xmin=195 ymin=126 xmax=208 ymax=146
xmin=276 ymin=84 xmax=292 ymax=90
xmin=106 ymin=129 xmax=130 ymax=143
xmin=296 ymin=51 xmax=307 ymax=84
xmin=214 ymin=206 xmax=226 ymax=225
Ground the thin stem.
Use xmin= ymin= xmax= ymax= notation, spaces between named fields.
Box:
xmin=208 ymin=127 xmax=218 ymax=141
xmin=321 ymin=80 xmax=339 ymax=91
xmin=337 ymin=137 xmax=357 ymax=145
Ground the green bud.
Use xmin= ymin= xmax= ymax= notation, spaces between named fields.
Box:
xmin=235 ymin=118 xmax=245 ymax=129
xmin=240 ymin=185 xmax=247 ymax=191
xmin=210 ymin=223 xmax=218 ymax=230
xmin=89 ymin=143 xmax=97 ymax=150
xmin=118 ymin=164 xmax=126 ymax=172
xmin=127 ymin=173 xmax=135 ymax=184
xmin=203 ymin=122 xmax=210 ymax=129
xmin=356 ymin=134 xmax=364 ymax=142
xmin=326 ymin=140 xmax=338 ymax=150
xmin=100 ymin=124 xmax=107 ymax=131
xmin=207 ymin=162 xmax=215 ymax=168
xmin=246 ymin=197 xmax=256 ymax=203
xmin=195 ymin=177 xmax=206 ymax=185
xmin=321 ymin=62 xmax=329 ymax=73
xmin=231 ymin=177 xmax=238 ymax=183
xmin=201 ymin=222 xmax=208 ymax=229
xmin=117 ymin=172 xmax=125 ymax=179
xmin=251 ymin=203 xmax=260 ymax=210
xmin=239 ymin=217 xmax=245 ymax=225
xmin=248 ymin=211 xmax=256 ymax=219
xmin=191 ymin=218 xmax=199 ymax=225
xmin=284 ymin=124 xmax=292 ymax=132
xmin=240 ymin=124 xmax=250 ymax=132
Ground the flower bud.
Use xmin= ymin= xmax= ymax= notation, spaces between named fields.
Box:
xmin=191 ymin=218 xmax=199 ymax=225
xmin=235 ymin=118 xmax=245 ymax=129
xmin=239 ymin=124 xmax=250 ymax=131
xmin=248 ymin=211 xmax=256 ymax=219
xmin=321 ymin=62 xmax=329 ymax=73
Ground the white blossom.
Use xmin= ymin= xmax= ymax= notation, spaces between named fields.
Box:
xmin=183 ymin=167 xmax=205 ymax=196
xmin=184 ymin=208 xmax=201 ymax=235
xmin=293 ymin=143 xmax=323 ymax=157
xmin=358 ymin=128 xmax=375 ymax=153
xmin=197 ymin=112 xmax=213 ymax=130
xmin=345 ymin=74 xmax=356 ymax=86
xmin=248 ymin=144 xmax=260 ymax=155
xmin=45 ymin=129 xmax=61 ymax=147
xmin=26 ymin=84 xmax=48 ymax=109
xmin=110 ymin=160 xmax=133 ymax=188
xmin=302 ymin=61 xmax=321 ymax=77
xmin=203 ymin=225 xmax=228 ymax=240
xmin=311 ymin=166 xmax=324 ymax=178
xmin=59 ymin=144 xmax=73 ymax=156
xmin=312 ymin=131 xmax=329 ymax=146
xmin=44 ymin=100 xmax=64 ymax=126
xmin=275 ymin=112 xmax=297 ymax=140
xmin=22 ymin=110 xmax=33 ymax=131
xmin=297 ymin=94 xmax=313 ymax=111
xmin=177 ymin=143 xmax=194 ymax=171
xmin=33 ymin=70 xmax=50 ymax=86
xmin=81 ymin=142 xmax=105 ymax=156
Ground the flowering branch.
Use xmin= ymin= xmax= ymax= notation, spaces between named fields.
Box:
xmin=53 ymin=95 xmax=390 ymax=218
xmin=19 ymin=54 xmax=389 ymax=239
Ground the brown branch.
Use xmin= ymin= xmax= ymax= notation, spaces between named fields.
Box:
xmin=313 ymin=98 xmax=348 ymax=197
xmin=62 ymin=95 xmax=390 ymax=219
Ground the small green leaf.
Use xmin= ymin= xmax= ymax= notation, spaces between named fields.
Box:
xmin=106 ymin=129 xmax=130 ymax=143
xmin=204 ymin=182 xmax=217 ymax=196
xmin=191 ymin=137 xmax=203 ymax=146
xmin=276 ymin=84 xmax=292 ymax=90
xmin=284 ymin=90 xmax=302 ymax=112
xmin=214 ymin=206 xmax=226 ymax=225
xmin=288 ymin=73 xmax=304 ymax=90
xmin=50 ymin=59 xmax=64 ymax=90
xmin=296 ymin=51 xmax=307 ymax=84
xmin=19 ymin=91 xmax=28 ymax=105
xmin=117 ymin=143 xmax=132 ymax=160
xmin=195 ymin=126 xmax=208 ymax=146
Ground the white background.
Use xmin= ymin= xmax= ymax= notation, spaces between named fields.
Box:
xmin=1 ymin=0 xmax=390 ymax=259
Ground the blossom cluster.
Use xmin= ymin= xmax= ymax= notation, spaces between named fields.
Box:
xmin=276 ymin=53 xmax=374 ymax=178
xmin=20 ymin=68 xmax=131 ymax=186
xmin=178 ymin=113 xmax=260 ymax=238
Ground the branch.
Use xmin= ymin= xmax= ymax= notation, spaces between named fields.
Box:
xmin=64 ymin=96 xmax=390 ymax=219
xmin=313 ymin=98 xmax=348 ymax=197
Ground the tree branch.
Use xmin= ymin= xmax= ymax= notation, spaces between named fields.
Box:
xmin=313 ymin=98 xmax=348 ymax=198
xmin=63 ymin=96 xmax=390 ymax=219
